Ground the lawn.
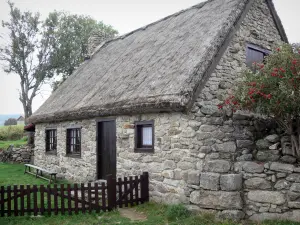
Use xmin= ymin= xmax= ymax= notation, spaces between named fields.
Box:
xmin=0 ymin=139 xmax=27 ymax=150
xmin=0 ymin=163 xmax=299 ymax=225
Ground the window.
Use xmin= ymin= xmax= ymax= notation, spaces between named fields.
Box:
xmin=66 ymin=128 xmax=81 ymax=156
xmin=45 ymin=129 xmax=57 ymax=153
xmin=135 ymin=121 xmax=154 ymax=153
xmin=246 ymin=44 xmax=270 ymax=70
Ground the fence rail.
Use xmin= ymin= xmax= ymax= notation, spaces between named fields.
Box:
xmin=0 ymin=172 xmax=149 ymax=217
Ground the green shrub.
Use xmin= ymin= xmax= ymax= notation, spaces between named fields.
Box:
xmin=166 ymin=204 xmax=191 ymax=221
xmin=0 ymin=125 xmax=25 ymax=141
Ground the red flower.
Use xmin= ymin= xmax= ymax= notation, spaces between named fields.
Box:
xmin=217 ymin=104 xmax=223 ymax=109
xmin=279 ymin=75 xmax=283 ymax=78
xmin=248 ymin=88 xmax=256 ymax=95
xmin=279 ymin=68 xmax=285 ymax=73
xmin=292 ymin=59 xmax=297 ymax=65
xmin=249 ymin=82 xmax=257 ymax=87
xmin=276 ymin=48 xmax=280 ymax=52
xmin=266 ymin=94 xmax=272 ymax=99
xmin=271 ymin=72 xmax=277 ymax=77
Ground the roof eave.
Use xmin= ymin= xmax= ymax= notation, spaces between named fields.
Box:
xmin=28 ymin=101 xmax=186 ymax=124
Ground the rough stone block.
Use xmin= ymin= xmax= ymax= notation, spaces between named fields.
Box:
xmin=247 ymin=191 xmax=286 ymax=205
xmin=270 ymin=162 xmax=294 ymax=173
xmin=281 ymin=155 xmax=297 ymax=164
xmin=190 ymin=190 xmax=243 ymax=210
xmin=187 ymin=171 xmax=200 ymax=185
xmin=177 ymin=161 xmax=195 ymax=170
xmin=287 ymin=174 xmax=300 ymax=183
xmin=200 ymin=125 xmax=217 ymax=132
xmin=288 ymin=202 xmax=300 ymax=209
xmin=220 ymin=174 xmax=242 ymax=191
xmin=242 ymin=162 xmax=264 ymax=173
xmin=256 ymin=151 xmax=280 ymax=162
xmin=163 ymin=160 xmax=176 ymax=170
xmin=245 ymin=177 xmax=271 ymax=190
xmin=236 ymin=140 xmax=254 ymax=148
xmin=288 ymin=191 xmax=300 ymax=201
xmin=204 ymin=160 xmax=231 ymax=173
xmin=264 ymin=134 xmax=280 ymax=143
xmin=217 ymin=210 xmax=245 ymax=221
xmin=256 ymin=139 xmax=270 ymax=150
xmin=214 ymin=142 xmax=236 ymax=153
xmin=200 ymin=172 xmax=220 ymax=190
xmin=274 ymin=180 xmax=290 ymax=190
xmin=290 ymin=183 xmax=300 ymax=193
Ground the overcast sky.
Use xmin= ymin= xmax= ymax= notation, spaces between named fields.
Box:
xmin=0 ymin=0 xmax=299 ymax=115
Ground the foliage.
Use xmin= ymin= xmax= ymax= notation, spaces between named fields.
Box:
xmin=0 ymin=1 xmax=56 ymax=120
xmin=0 ymin=125 xmax=25 ymax=141
xmin=0 ymin=1 xmax=118 ymax=119
xmin=46 ymin=11 xmax=118 ymax=91
xmin=166 ymin=204 xmax=191 ymax=221
xmin=4 ymin=118 xmax=17 ymax=126
xmin=219 ymin=43 xmax=300 ymax=158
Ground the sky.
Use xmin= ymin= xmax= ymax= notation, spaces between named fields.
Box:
xmin=0 ymin=0 xmax=299 ymax=115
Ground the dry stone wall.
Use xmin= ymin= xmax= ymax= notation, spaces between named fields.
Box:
xmin=0 ymin=146 xmax=33 ymax=163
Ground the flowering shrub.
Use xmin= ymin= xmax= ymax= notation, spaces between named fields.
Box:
xmin=220 ymin=44 xmax=300 ymax=158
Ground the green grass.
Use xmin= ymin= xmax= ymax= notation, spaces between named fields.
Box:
xmin=0 ymin=125 xmax=25 ymax=142
xmin=0 ymin=164 xmax=299 ymax=225
xmin=0 ymin=163 xmax=67 ymax=186
xmin=0 ymin=138 xmax=27 ymax=150
xmin=0 ymin=202 xmax=299 ymax=225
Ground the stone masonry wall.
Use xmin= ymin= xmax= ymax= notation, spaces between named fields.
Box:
xmin=0 ymin=146 xmax=33 ymax=163
xmin=35 ymin=120 xmax=97 ymax=182
xmin=33 ymin=0 xmax=298 ymax=222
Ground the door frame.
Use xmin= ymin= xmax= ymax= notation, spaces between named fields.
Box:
xmin=96 ymin=118 xmax=117 ymax=180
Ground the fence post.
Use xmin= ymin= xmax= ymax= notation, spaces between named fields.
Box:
xmin=141 ymin=172 xmax=149 ymax=203
xmin=106 ymin=174 xmax=116 ymax=211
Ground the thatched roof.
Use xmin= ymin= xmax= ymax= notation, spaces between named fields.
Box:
xmin=30 ymin=0 xmax=287 ymax=123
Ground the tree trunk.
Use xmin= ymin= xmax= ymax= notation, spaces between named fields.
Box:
xmin=22 ymin=100 xmax=33 ymax=123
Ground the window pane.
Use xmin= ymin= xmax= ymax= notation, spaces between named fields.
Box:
xmin=142 ymin=127 xmax=152 ymax=146
xmin=246 ymin=48 xmax=265 ymax=68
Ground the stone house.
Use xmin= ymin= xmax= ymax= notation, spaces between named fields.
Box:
xmin=29 ymin=0 xmax=300 ymax=221
xmin=17 ymin=116 xmax=25 ymax=125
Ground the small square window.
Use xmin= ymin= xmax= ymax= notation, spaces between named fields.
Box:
xmin=246 ymin=44 xmax=270 ymax=71
xmin=45 ymin=129 xmax=57 ymax=153
xmin=66 ymin=128 xmax=81 ymax=156
xmin=135 ymin=121 xmax=154 ymax=153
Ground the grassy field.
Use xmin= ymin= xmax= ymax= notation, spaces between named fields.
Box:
xmin=0 ymin=125 xmax=27 ymax=150
xmin=0 ymin=138 xmax=27 ymax=150
xmin=0 ymin=163 xmax=299 ymax=225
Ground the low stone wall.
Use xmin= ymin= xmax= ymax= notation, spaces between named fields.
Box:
xmin=0 ymin=145 xmax=33 ymax=163
xmin=234 ymin=132 xmax=300 ymax=221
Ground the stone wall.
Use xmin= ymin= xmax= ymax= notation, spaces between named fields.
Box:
xmin=34 ymin=120 xmax=97 ymax=182
xmin=0 ymin=145 xmax=33 ymax=163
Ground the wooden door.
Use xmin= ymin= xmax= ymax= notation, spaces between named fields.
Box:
xmin=97 ymin=120 xmax=116 ymax=179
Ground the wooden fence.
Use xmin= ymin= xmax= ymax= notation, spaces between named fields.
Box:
xmin=0 ymin=172 xmax=149 ymax=217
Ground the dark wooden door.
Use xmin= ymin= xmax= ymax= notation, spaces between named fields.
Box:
xmin=97 ymin=120 xmax=116 ymax=179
